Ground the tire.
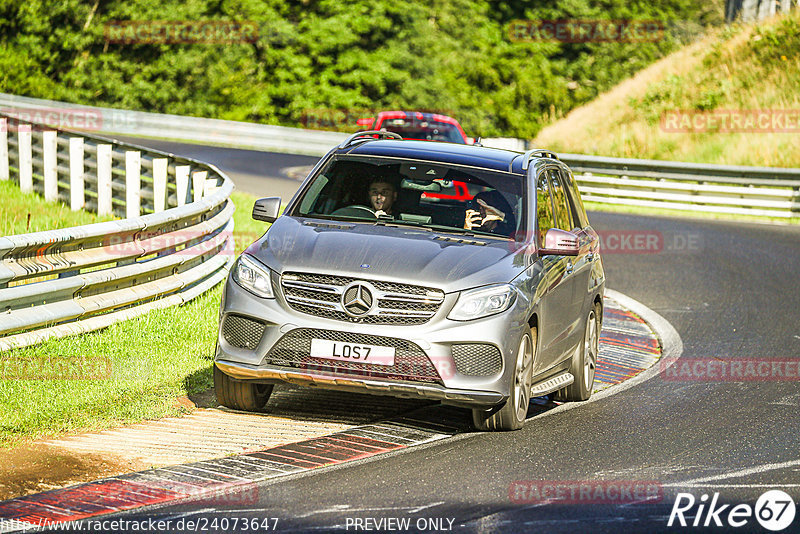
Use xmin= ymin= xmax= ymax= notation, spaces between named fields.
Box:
xmin=214 ymin=364 xmax=273 ymax=412
xmin=472 ymin=329 xmax=535 ymax=431
xmin=555 ymin=303 xmax=600 ymax=402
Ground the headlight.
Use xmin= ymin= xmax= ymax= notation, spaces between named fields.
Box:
xmin=232 ymin=255 xmax=274 ymax=298
xmin=448 ymin=284 xmax=517 ymax=321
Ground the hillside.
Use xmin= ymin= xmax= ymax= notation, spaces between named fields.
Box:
xmin=533 ymin=11 xmax=800 ymax=167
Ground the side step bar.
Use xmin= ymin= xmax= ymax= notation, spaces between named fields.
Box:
xmin=530 ymin=372 xmax=574 ymax=397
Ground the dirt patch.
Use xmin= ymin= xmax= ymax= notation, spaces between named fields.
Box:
xmin=185 ymin=387 xmax=217 ymax=408
xmin=0 ymin=443 xmax=148 ymax=501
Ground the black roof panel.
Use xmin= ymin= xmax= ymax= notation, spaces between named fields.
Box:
xmin=343 ymin=140 xmax=526 ymax=174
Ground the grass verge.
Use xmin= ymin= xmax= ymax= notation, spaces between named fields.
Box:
xmin=0 ymin=179 xmax=115 ymax=235
xmin=0 ymin=191 xmax=266 ymax=447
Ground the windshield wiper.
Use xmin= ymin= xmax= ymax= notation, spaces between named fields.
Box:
xmin=304 ymin=214 xmax=372 ymax=223
xmin=423 ymin=224 xmax=511 ymax=240
xmin=373 ymin=219 xmax=433 ymax=231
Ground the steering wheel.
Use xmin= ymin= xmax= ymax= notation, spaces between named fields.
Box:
xmin=330 ymin=205 xmax=377 ymax=218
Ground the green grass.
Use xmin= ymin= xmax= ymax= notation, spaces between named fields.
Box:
xmin=0 ymin=179 xmax=115 ymax=235
xmin=0 ymin=190 xmax=267 ymax=447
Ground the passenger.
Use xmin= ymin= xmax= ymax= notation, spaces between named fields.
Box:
xmin=464 ymin=190 xmax=515 ymax=235
xmin=368 ymin=178 xmax=398 ymax=218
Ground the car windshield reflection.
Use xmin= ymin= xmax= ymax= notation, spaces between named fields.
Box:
xmin=294 ymin=156 xmax=525 ymax=240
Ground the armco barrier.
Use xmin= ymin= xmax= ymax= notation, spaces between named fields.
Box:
xmin=479 ymin=139 xmax=800 ymax=218
xmin=561 ymin=153 xmax=800 ymax=218
xmin=0 ymin=112 xmax=235 ymax=352
xmin=1 ymin=93 xmax=798 ymax=218
xmin=0 ymin=92 xmax=347 ymax=157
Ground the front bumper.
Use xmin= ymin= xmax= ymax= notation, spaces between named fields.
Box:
xmin=215 ymin=359 xmax=505 ymax=407
xmin=215 ymin=274 xmax=530 ymax=408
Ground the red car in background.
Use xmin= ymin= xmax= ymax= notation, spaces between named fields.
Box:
xmin=356 ymin=111 xmax=473 ymax=145
xmin=357 ymin=111 xmax=475 ymax=201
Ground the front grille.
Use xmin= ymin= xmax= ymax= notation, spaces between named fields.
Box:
xmin=451 ymin=344 xmax=503 ymax=376
xmin=281 ymin=272 xmax=445 ymax=325
xmin=222 ymin=314 xmax=266 ymax=349
xmin=264 ymin=328 xmax=442 ymax=384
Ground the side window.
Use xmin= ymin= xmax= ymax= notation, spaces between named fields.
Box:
xmin=299 ymin=175 xmax=329 ymax=214
xmin=548 ymin=168 xmax=573 ymax=231
xmin=536 ymin=171 xmax=555 ymax=247
xmin=562 ymin=168 xmax=589 ymax=228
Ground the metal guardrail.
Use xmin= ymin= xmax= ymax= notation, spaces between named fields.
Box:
xmin=561 ymin=154 xmax=800 ymax=218
xmin=2 ymin=93 xmax=799 ymax=218
xmin=0 ymin=92 xmax=347 ymax=157
xmin=0 ymin=113 xmax=235 ymax=352
xmin=481 ymin=140 xmax=800 ymax=218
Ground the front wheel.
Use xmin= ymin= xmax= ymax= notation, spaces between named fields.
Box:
xmin=214 ymin=364 xmax=273 ymax=412
xmin=555 ymin=303 xmax=600 ymax=402
xmin=472 ymin=329 xmax=535 ymax=431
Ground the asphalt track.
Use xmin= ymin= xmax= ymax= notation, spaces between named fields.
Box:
xmin=36 ymin=140 xmax=800 ymax=532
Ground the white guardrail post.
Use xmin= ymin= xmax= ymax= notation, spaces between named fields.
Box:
xmin=96 ymin=143 xmax=113 ymax=216
xmin=125 ymin=150 xmax=141 ymax=218
xmin=43 ymin=130 xmax=57 ymax=201
xmin=69 ymin=137 xmax=84 ymax=210
xmin=0 ymin=118 xmax=7 ymax=181
xmin=0 ymin=110 xmax=235 ymax=352
xmin=17 ymin=123 xmax=32 ymax=192
xmin=153 ymin=158 xmax=168 ymax=212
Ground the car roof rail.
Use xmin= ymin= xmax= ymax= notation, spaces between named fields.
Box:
xmin=338 ymin=130 xmax=403 ymax=149
xmin=519 ymin=148 xmax=560 ymax=170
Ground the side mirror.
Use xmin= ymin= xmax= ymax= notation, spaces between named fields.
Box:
xmin=252 ymin=197 xmax=282 ymax=223
xmin=539 ymin=228 xmax=579 ymax=256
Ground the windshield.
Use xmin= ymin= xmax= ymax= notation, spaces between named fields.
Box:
xmin=378 ymin=117 xmax=465 ymax=143
xmin=293 ymin=155 xmax=526 ymax=239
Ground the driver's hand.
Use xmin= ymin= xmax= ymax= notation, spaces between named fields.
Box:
xmin=464 ymin=209 xmax=482 ymax=230
xmin=375 ymin=209 xmax=388 ymax=218
xmin=476 ymin=199 xmax=504 ymax=225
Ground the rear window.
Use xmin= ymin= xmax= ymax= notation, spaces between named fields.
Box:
xmin=377 ymin=118 xmax=465 ymax=144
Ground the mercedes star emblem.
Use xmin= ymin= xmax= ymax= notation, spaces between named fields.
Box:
xmin=342 ymin=282 xmax=374 ymax=317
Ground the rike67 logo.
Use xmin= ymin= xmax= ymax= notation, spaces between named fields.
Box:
xmin=668 ymin=490 xmax=796 ymax=531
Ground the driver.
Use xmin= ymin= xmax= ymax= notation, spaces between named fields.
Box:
xmin=368 ymin=178 xmax=398 ymax=218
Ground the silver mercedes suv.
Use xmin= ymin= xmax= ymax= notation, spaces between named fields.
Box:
xmin=214 ymin=132 xmax=604 ymax=431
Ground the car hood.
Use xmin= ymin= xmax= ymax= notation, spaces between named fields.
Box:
xmin=245 ymin=216 xmax=529 ymax=293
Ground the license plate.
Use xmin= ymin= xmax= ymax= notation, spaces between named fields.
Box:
xmin=309 ymin=339 xmax=395 ymax=366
